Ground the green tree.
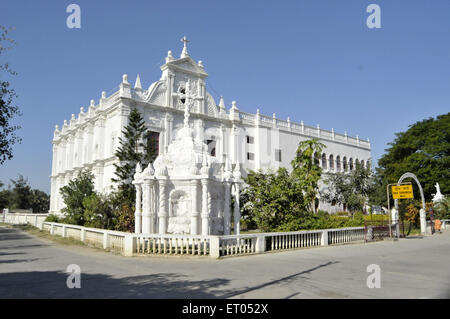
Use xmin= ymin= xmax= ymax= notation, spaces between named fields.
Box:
xmin=60 ymin=170 xmax=95 ymax=225
xmin=30 ymin=189 xmax=50 ymax=213
xmin=111 ymin=108 xmax=158 ymax=231
xmin=321 ymin=161 xmax=373 ymax=213
xmin=291 ymin=139 xmax=325 ymax=213
xmin=434 ymin=197 xmax=450 ymax=220
xmin=112 ymin=108 xmax=157 ymax=203
xmin=9 ymin=175 xmax=33 ymax=210
xmin=377 ymin=113 xmax=449 ymax=201
xmin=0 ymin=180 xmax=11 ymax=209
xmin=240 ymin=139 xmax=325 ymax=232
xmin=83 ymin=193 xmax=115 ymax=229
xmin=0 ymin=177 xmax=49 ymax=212
xmin=0 ymin=25 xmax=22 ymax=165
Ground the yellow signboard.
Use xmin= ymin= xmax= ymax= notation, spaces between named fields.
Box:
xmin=392 ymin=185 xmax=414 ymax=199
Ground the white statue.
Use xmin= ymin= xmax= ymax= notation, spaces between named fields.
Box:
xmin=432 ymin=182 xmax=445 ymax=203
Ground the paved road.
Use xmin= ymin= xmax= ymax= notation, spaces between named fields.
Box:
xmin=0 ymin=225 xmax=449 ymax=298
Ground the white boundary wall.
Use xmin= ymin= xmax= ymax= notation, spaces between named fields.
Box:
xmin=1 ymin=212 xmax=366 ymax=258
xmin=36 ymin=222 xmax=364 ymax=258
xmin=2 ymin=210 xmax=49 ymax=228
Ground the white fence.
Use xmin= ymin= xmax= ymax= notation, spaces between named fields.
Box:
xmin=216 ymin=227 xmax=365 ymax=258
xmin=2 ymin=210 xmax=49 ymax=228
xmin=3 ymin=214 xmax=366 ymax=258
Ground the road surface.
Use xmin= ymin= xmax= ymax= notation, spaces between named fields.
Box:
xmin=0 ymin=225 xmax=449 ymax=298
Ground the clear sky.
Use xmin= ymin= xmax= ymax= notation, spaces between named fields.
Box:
xmin=1 ymin=0 xmax=449 ymax=193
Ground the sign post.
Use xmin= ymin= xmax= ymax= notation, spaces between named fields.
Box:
xmin=391 ymin=185 xmax=414 ymax=200
xmin=386 ymin=182 xmax=413 ymax=239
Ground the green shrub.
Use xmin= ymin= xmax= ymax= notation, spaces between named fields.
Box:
xmin=83 ymin=193 xmax=115 ymax=229
xmin=60 ymin=170 xmax=95 ymax=226
xmin=45 ymin=214 xmax=62 ymax=223
xmin=336 ymin=211 xmax=349 ymax=216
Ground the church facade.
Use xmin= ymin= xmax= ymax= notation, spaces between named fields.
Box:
xmin=49 ymin=38 xmax=371 ymax=215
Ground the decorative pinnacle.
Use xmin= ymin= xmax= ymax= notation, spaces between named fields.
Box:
xmin=134 ymin=74 xmax=142 ymax=90
xmin=166 ymin=50 xmax=174 ymax=63
xmin=180 ymin=35 xmax=190 ymax=58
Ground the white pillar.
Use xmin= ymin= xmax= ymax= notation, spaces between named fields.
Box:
xmin=224 ymin=182 xmax=231 ymax=235
xmin=420 ymin=208 xmax=426 ymax=235
xmin=233 ymin=183 xmax=240 ymax=235
xmin=230 ymin=125 xmax=236 ymax=164
xmin=190 ymin=180 xmax=199 ymax=235
xmin=142 ymin=180 xmax=151 ymax=233
xmin=149 ymin=181 xmax=156 ymax=234
xmin=134 ymin=184 xmax=142 ymax=234
xmin=201 ymin=179 xmax=209 ymax=236
xmin=158 ymin=180 xmax=168 ymax=234
xmin=391 ymin=207 xmax=399 ymax=237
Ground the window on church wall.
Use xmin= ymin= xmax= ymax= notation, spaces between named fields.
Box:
xmin=355 ymin=159 xmax=360 ymax=169
xmin=336 ymin=156 xmax=341 ymax=172
xmin=321 ymin=153 xmax=327 ymax=169
xmin=313 ymin=152 xmax=320 ymax=166
xmin=275 ymin=149 xmax=282 ymax=162
xmin=343 ymin=157 xmax=347 ymax=171
xmin=246 ymin=136 xmax=254 ymax=144
xmin=360 ymin=160 xmax=365 ymax=169
xmin=329 ymin=155 xmax=334 ymax=171
xmin=180 ymin=87 xmax=186 ymax=104
xmin=247 ymin=152 xmax=255 ymax=161
xmin=145 ymin=131 xmax=160 ymax=159
xmin=206 ymin=139 xmax=216 ymax=157
xmin=349 ymin=158 xmax=354 ymax=171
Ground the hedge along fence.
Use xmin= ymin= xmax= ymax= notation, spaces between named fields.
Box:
xmin=5 ymin=215 xmax=365 ymax=258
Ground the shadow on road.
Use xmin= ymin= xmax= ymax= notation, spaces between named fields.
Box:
xmin=219 ymin=261 xmax=339 ymax=298
xmin=0 ymin=271 xmax=234 ymax=298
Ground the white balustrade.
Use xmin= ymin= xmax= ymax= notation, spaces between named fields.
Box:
xmin=35 ymin=222 xmax=365 ymax=258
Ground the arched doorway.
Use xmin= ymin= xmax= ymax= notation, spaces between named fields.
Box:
xmin=394 ymin=172 xmax=427 ymax=235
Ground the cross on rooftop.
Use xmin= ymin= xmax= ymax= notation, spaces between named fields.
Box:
xmin=181 ymin=35 xmax=190 ymax=57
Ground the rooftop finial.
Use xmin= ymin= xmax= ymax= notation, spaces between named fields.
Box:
xmin=134 ymin=74 xmax=142 ymax=90
xmin=122 ymin=74 xmax=129 ymax=84
xmin=166 ymin=50 xmax=174 ymax=63
xmin=180 ymin=35 xmax=190 ymax=58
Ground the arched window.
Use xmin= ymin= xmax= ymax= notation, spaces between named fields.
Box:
xmin=355 ymin=159 xmax=360 ymax=169
xmin=322 ymin=153 xmax=327 ymax=170
xmin=336 ymin=156 xmax=341 ymax=172
xmin=360 ymin=160 xmax=364 ymax=169
xmin=329 ymin=154 xmax=334 ymax=171
xmin=314 ymin=152 xmax=320 ymax=166
xmin=349 ymin=158 xmax=354 ymax=171
xmin=343 ymin=156 xmax=347 ymax=171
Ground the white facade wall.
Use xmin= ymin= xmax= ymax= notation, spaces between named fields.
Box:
xmin=50 ymin=47 xmax=371 ymax=215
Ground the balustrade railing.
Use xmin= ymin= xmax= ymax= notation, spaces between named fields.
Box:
xmin=12 ymin=220 xmax=366 ymax=259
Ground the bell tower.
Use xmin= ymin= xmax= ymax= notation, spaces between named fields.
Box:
xmin=160 ymin=36 xmax=209 ymax=114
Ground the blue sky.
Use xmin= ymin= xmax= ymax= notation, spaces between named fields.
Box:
xmin=1 ymin=0 xmax=449 ymax=193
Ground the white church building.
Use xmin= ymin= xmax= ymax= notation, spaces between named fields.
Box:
xmin=49 ymin=37 xmax=371 ymax=217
